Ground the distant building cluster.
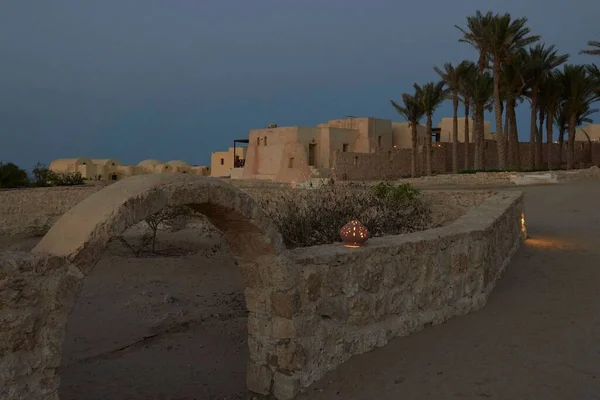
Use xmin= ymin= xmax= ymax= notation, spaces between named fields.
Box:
xmin=209 ymin=116 xmax=493 ymax=182
xmin=49 ymin=158 xmax=210 ymax=181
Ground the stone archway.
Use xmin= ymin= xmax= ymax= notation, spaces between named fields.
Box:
xmin=17 ymin=174 xmax=297 ymax=399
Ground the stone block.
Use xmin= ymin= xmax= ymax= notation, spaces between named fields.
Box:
xmin=246 ymin=362 xmax=273 ymax=395
xmin=276 ymin=342 xmax=306 ymax=372
xmin=271 ymin=290 xmax=300 ymax=319
xmin=273 ymin=372 xmax=300 ymax=400
xmin=272 ymin=317 xmax=296 ymax=339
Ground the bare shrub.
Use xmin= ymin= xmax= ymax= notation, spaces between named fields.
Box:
xmin=144 ymin=206 xmax=194 ymax=252
xmin=256 ymin=181 xmax=430 ymax=248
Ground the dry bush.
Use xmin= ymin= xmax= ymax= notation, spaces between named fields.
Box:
xmin=256 ymin=181 xmax=430 ymax=248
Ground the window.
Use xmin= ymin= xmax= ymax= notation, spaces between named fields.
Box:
xmin=111 ymin=162 xmax=115 ymax=166
xmin=378 ymin=136 xmax=382 ymax=147
xmin=288 ymin=158 xmax=294 ymax=168
xmin=111 ymin=174 xmax=117 ymax=181
xmin=342 ymin=143 xmax=349 ymax=152
xmin=220 ymin=158 xmax=224 ymax=165
xmin=257 ymin=137 xmax=260 ymax=146
xmin=264 ymin=136 xmax=268 ymax=146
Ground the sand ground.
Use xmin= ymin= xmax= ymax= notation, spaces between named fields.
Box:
xmin=5 ymin=181 xmax=600 ymax=399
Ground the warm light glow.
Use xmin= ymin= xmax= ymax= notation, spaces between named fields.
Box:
xmin=340 ymin=219 xmax=369 ymax=248
xmin=521 ymin=212 xmax=527 ymax=238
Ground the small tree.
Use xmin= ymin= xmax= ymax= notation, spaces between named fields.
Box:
xmin=0 ymin=162 xmax=29 ymax=188
xmin=144 ymin=205 xmax=194 ymax=252
xmin=32 ymin=162 xmax=52 ymax=186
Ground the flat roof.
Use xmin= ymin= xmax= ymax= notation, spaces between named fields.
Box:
xmin=234 ymin=139 xmax=249 ymax=144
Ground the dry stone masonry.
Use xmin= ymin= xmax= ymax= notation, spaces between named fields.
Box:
xmin=0 ymin=174 xmax=525 ymax=399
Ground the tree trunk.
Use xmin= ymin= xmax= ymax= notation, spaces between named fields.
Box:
xmin=536 ymin=107 xmax=545 ymax=169
xmin=479 ymin=105 xmax=486 ymax=169
xmin=474 ymin=102 xmax=485 ymax=170
xmin=426 ymin=114 xmax=433 ymax=176
xmin=452 ymin=96 xmax=459 ymax=174
xmin=567 ymin=114 xmax=576 ymax=170
xmin=505 ymin=106 xmax=511 ymax=168
xmin=493 ymin=61 xmax=506 ymax=170
xmin=546 ymin=113 xmax=554 ymax=170
xmin=507 ymin=98 xmax=521 ymax=171
xmin=529 ymin=90 xmax=538 ymax=171
xmin=558 ymin=128 xmax=566 ymax=168
xmin=464 ymin=101 xmax=471 ymax=171
xmin=411 ymin=123 xmax=418 ymax=177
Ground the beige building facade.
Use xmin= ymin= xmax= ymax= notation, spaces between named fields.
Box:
xmin=210 ymin=147 xmax=247 ymax=178
xmin=576 ymin=124 xmax=600 ymax=142
xmin=239 ymin=117 xmax=394 ymax=182
xmin=437 ymin=117 xmax=494 ymax=143
xmin=49 ymin=158 xmax=209 ymax=181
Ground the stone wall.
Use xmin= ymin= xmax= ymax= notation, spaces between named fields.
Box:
xmin=0 ymin=184 xmax=106 ymax=236
xmin=249 ymin=191 xmax=525 ymax=397
xmin=0 ymin=252 xmax=83 ymax=400
xmin=333 ymin=141 xmax=600 ymax=181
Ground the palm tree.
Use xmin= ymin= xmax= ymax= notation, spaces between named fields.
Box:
xmin=391 ymin=93 xmax=425 ymax=177
xmin=457 ymin=61 xmax=478 ymax=170
xmin=539 ymin=71 xmax=564 ymax=170
xmin=414 ymin=82 xmax=449 ymax=176
xmin=501 ymin=51 xmax=527 ymax=170
xmin=455 ymin=11 xmax=494 ymax=74
xmin=485 ymin=13 xmax=540 ymax=171
xmin=522 ymin=44 xmax=569 ymax=169
xmin=587 ymin=64 xmax=600 ymax=94
xmin=557 ymin=65 xmax=600 ymax=169
xmin=580 ymin=40 xmax=600 ymax=56
xmin=434 ymin=62 xmax=466 ymax=174
xmin=469 ymin=72 xmax=494 ymax=170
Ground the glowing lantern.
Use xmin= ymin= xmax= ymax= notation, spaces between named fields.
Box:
xmin=340 ymin=220 xmax=369 ymax=248
xmin=521 ymin=212 xmax=527 ymax=238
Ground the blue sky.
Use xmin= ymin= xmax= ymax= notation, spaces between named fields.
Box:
xmin=1 ymin=0 xmax=598 ymax=169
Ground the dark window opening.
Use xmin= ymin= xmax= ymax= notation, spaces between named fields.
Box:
xmin=342 ymin=143 xmax=349 ymax=152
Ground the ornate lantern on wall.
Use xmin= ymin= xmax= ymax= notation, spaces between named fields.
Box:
xmin=340 ymin=220 xmax=369 ymax=248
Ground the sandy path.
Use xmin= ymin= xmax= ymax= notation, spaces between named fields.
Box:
xmin=57 ymin=229 xmax=252 ymax=400
xmin=299 ymin=181 xmax=600 ymax=399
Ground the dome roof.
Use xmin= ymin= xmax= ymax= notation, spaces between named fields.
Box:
xmin=49 ymin=158 xmax=93 ymax=170
xmin=166 ymin=160 xmax=190 ymax=167
xmin=92 ymin=158 xmax=122 ymax=166
xmin=137 ymin=159 xmax=162 ymax=167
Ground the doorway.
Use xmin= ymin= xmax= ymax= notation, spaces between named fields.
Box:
xmin=308 ymin=143 xmax=317 ymax=166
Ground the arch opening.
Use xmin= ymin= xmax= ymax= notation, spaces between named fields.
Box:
xmin=27 ymin=174 xmax=296 ymax=399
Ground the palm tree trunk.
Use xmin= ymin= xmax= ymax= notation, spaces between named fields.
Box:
xmin=507 ymin=98 xmax=521 ymax=171
xmin=546 ymin=113 xmax=554 ymax=170
xmin=493 ymin=62 xmax=506 ymax=170
xmin=505 ymin=106 xmax=511 ymax=168
xmin=474 ymin=103 xmax=484 ymax=170
xmin=452 ymin=96 xmax=459 ymax=174
xmin=411 ymin=124 xmax=418 ymax=177
xmin=567 ymin=115 xmax=576 ymax=170
xmin=558 ymin=128 xmax=566 ymax=168
xmin=426 ymin=114 xmax=433 ymax=176
xmin=536 ymin=107 xmax=545 ymax=169
xmin=529 ymin=91 xmax=538 ymax=171
xmin=464 ymin=101 xmax=471 ymax=171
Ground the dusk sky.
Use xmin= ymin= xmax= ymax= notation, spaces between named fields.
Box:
xmin=1 ymin=0 xmax=598 ymax=169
